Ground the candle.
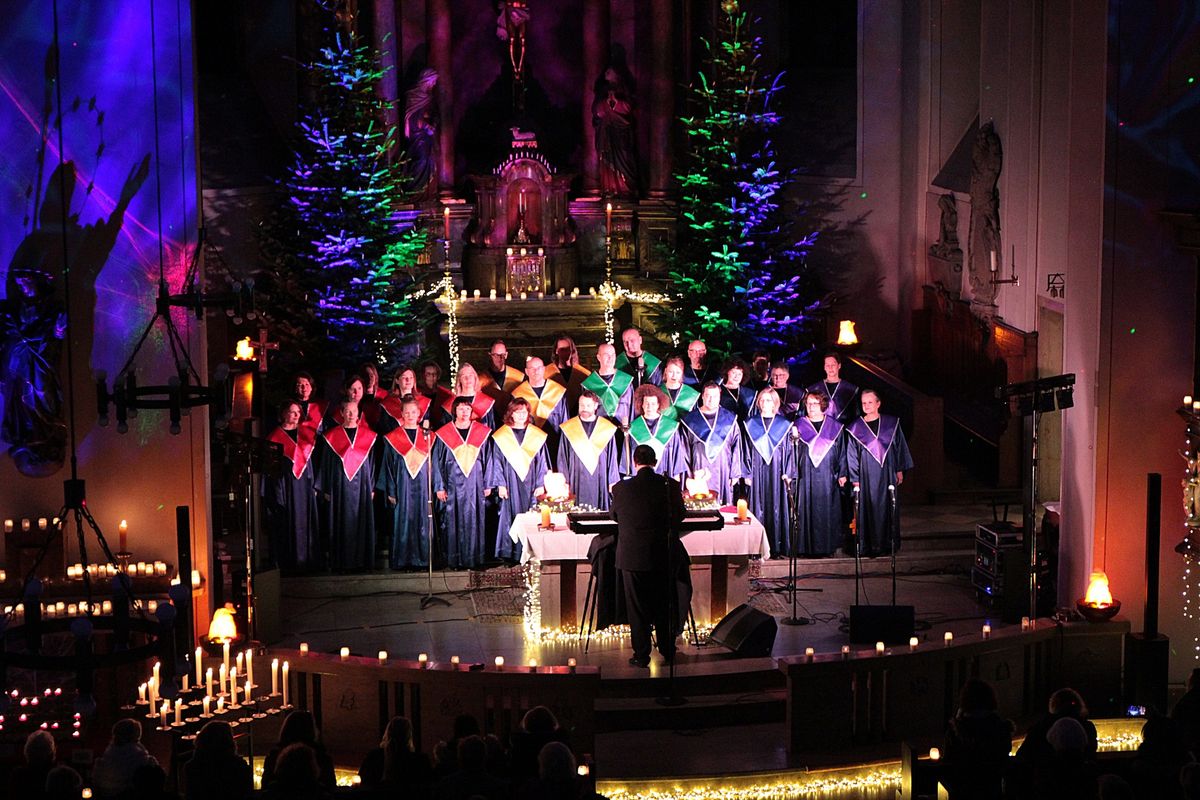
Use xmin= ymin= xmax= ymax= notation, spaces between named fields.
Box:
xmin=182 ymin=674 xmax=189 ymax=693
xmin=195 ymin=647 xmax=203 ymax=685
xmin=203 ymin=695 xmax=211 ymax=717
xmin=540 ymin=507 xmax=551 ymax=529
xmin=230 ymin=667 xmax=237 ymax=701
xmin=473 ymin=289 xmax=480 ymax=298
xmin=191 ymin=569 xmax=201 ymax=588
xmin=118 ymin=520 xmax=128 ymax=551
xmin=236 ymin=651 xmax=243 ymax=675
xmin=605 ymin=201 xmax=612 ymax=234
xmin=229 ymin=680 xmax=238 ymax=709
xmin=146 ymin=600 xmax=157 ymax=614
xmin=219 ymin=664 xmax=227 ymax=696
xmin=418 ymin=653 xmax=428 ymax=668
xmin=159 ymin=700 xmax=169 ymax=730
xmin=378 ymin=650 xmax=388 ymax=664
xmin=804 ymin=647 xmax=814 ymax=662
xmin=489 ymin=289 xmax=496 ymax=300
xmin=1194 ymin=401 xmax=1200 ymax=412
xmin=138 ymin=683 xmax=147 ymax=704
xmin=206 ymin=667 xmax=213 ymax=698
xmin=567 ymin=658 xmax=577 ymax=672
xmin=38 ymin=517 xmax=47 ymax=530
xmin=174 ymin=699 xmax=182 ymax=726
xmin=989 ymin=250 xmax=997 ymax=272
xmin=216 ymin=697 xmax=225 ymax=714
xmin=1021 ymin=616 xmax=1030 ymax=631
xmin=505 ymin=292 xmax=512 ymax=301
xmin=223 ymin=641 xmax=230 ymax=675
xmin=982 ymin=624 xmax=992 ymax=639
xmin=520 ymin=292 xmax=527 ymax=300
xmin=875 ymin=641 xmax=885 ymax=655
xmin=909 ymin=636 xmax=918 ymax=651
xmin=1187 ymin=396 xmax=1194 ymax=406
xmin=67 ymin=604 xmax=77 ymax=616
xmin=244 ymin=680 xmax=251 ymax=707
xmin=152 ymin=661 xmax=161 ymax=687
xmin=282 ymin=661 xmax=289 ymax=706
xmin=443 ymin=206 xmax=450 ymax=240
xmin=450 ymin=655 xmax=461 ymax=667
xmin=494 ymin=656 xmax=504 ymax=670
xmin=528 ymin=659 xmax=538 ymax=671
xmin=841 ymin=645 xmax=850 ymax=659
xmin=22 ymin=518 xmax=30 ymax=532
xmin=736 ymin=499 xmax=748 ymax=521
xmin=944 ymin=631 xmax=954 ymax=647
xmin=929 ymin=747 xmax=941 ymax=761
xmin=299 ymin=642 xmax=309 ymax=655
xmin=3 ymin=519 xmax=11 ymax=533
xmin=340 ymin=646 xmax=350 ymax=660
xmin=148 ymin=677 xmax=158 ymax=709
xmin=102 ymin=600 xmax=112 ymax=614
xmin=271 ymin=659 xmax=279 ymax=695
xmin=246 ymin=650 xmax=254 ymax=693
xmin=155 ymin=561 xmax=167 ymax=577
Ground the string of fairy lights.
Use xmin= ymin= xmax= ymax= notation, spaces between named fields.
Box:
xmin=1179 ymin=397 xmax=1200 ymax=660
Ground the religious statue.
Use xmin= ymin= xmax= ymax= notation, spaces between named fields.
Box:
xmin=496 ymin=1 xmax=531 ymax=81
xmin=0 ymin=267 xmax=67 ymax=477
xmin=967 ymin=121 xmax=1002 ymax=314
xmin=593 ymin=67 xmax=639 ymax=198
xmin=929 ymin=193 xmax=962 ymax=265
xmin=403 ymin=68 xmax=438 ymax=195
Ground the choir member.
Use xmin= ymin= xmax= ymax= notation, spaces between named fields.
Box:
xmin=769 ymin=362 xmax=805 ymax=420
xmin=375 ymin=397 xmax=432 ymax=569
xmin=616 ymin=327 xmax=662 ymax=387
xmin=292 ymin=371 xmax=325 ymax=433
xmin=510 ymin=356 xmax=569 ymax=433
xmin=847 ymin=389 xmax=914 ymax=558
xmin=719 ymin=360 xmax=758 ymax=421
xmin=545 ymin=333 xmax=591 ymax=412
xmin=556 ymin=390 xmax=621 ymax=510
xmin=323 ymin=374 xmax=369 ymax=431
xmin=807 ymin=352 xmax=860 ymax=424
xmin=742 ymin=388 xmax=797 ymax=558
xmin=680 ymin=382 xmax=743 ymax=505
xmin=419 ymin=362 xmax=456 ymax=413
xmin=265 ymin=401 xmax=320 ymax=570
xmin=626 ymin=384 xmax=688 ymax=479
xmin=750 ymin=351 xmax=772 ymax=390
xmin=316 ymin=399 xmax=377 ymax=571
xmin=432 ymin=396 xmax=491 ymax=569
xmin=793 ymin=391 xmax=848 ymax=557
xmin=683 ymin=340 xmax=715 ymax=387
xmin=658 ymin=357 xmax=700 ymax=419
xmin=478 ymin=338 xmax=524 ymax=419
xmin=485 ymin=397 xmax=549 ymax=562
xmin=439 ymin=363 xmax=497 ymax=429
xmin=358 ymin=362 xmax=388 ymax=431
xmin=581 ymin=342 xmax=633 ymax=425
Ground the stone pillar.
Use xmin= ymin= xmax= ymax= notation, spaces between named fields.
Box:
xmin=427 ymin=0 xmax=454 ymax=195
xmin=581 ymin=0 xmax=610 ymax=196
xmin=371 ymin=0 xmax=399 ymax=153
xmin=646 ymin=0 xmax=673 ymax=198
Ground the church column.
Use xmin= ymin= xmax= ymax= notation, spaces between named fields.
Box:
xmin=646 ymin=0 xmax=674 ymax=198
xmin=371 ymin=0 xmax=399 ymax=150
xmin=427 ymin=0 xmax=454 ymax=195
xmin=581 ymin=0 xmax=610 ymax=196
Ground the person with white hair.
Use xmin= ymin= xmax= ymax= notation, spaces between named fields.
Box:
xmin=93 ymin=718 xmax=158 ymax=798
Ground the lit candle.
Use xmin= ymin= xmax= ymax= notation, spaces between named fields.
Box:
xmin=246 ymin=650 xmax=254 ymax=693
xmin=191 ymin=569 xmax=201 ymax=588
xmin=146 ymin=600 xmax=157 ymax=614
xmin=378 ymin=650 xmax=388 ymax=664
xmin=929 ymin=747 xmax=941 ymax=761
xmin=38 ymin=517 xmax=47 ymax=530
xmin=152 ymin=661 xmax=161 ymax=687
xmin=804 ymin=647 xmax=814 ymax=663
xmin=206 ymin=667 xmax=213 ymax=698
xmin=229 ymin=680 xmax=238 ymax=709
xmin=83 ymin=788 xmax=92 ymax=799
xmin=118 ymin=520 xmax=128 ymax=552
xmin=1020 ymin=616 xmax=1030 ymax=631
xmin=494 ymin=656 xmax=504 ymax=670
xmin=102 ymin=600 xmax=112 ymax=614
xmin=299 ymin=642 xmax=309 ymax=655
xmin=736 ymin=499 xmax=748 ymax=521
xmin=21 ymin=518 xmax=30 ymax=532
xmin=195 ymin=647 xmax=203 ymax=685
xmin=138 ymin=683 xmax=147 ymax=704
xmin=1194 ymin=401 xmax=1200 ymax=412
xmin=982 ymin=624 xmax=992 ymax=639
xmin=244 ymin=680 xmax=251 ymax=707
xmin=944 ymin=631 xmax=953 ymax=647
xmin=148 ymin=677 xmax=157 ymax=709
xmin=909 ymin=636 xmax=918 ymax=651
xmin=418 ymin=653 xmax=428 ymax=668
xmin=989 ymin=250 xmax=997 ymax=273
xmin=223 ymin=641 xmax=230 ymax=675
xmin=271 ymin=659 xmax=279 ymax=695
xmin=841 ymin=645 xmax=850 ymax=659
xmin=182 ymin=674 xmax=189 ymax=693
xmin=505 ymin=292 xmax=512 ymax=301
xmin=160 ymin=700 xmax=169 ymax=730
xmin=236 ymin=651 xmax=243 ymax=675
xmin=229 ymin=667 xmax=237 ymax=701
xmin=155 ymin=561 xmax=167 ymax=577
xmin=450 ymin=655 xmax=461 ymax=668
xmin=218 ymin=664 xmax=227 ymax=696
xmin=3 ymin=519 xmax=11 ymax=533
xmin=443 ymin=206 xmax=450 ymax=240
xmin=67 ymin=604 xmax=77 ymax=616
xmin=489 ymin=289 xmax=496 ymax=300
xmin=605 ymin=201 xmax=612 ymax=234
xmin=567 ymin=658 xmax=577 ymax=672
xmin=340 ymin=646 xmax=350 ymax=660
xmin=174 ymin=699 xmax=182 ymax=726
xmin=216 ymin=696 xmax=225 ymax=714
xmin=1187 ymin=396 xmax=1194 ymax=406
xmin=473 ymin=289 xmax=480 ymax=298
xmin=528 ymin=659 xmax=538 ymax=671
xmin=540 ymin=507 xmax=551 ymax=529
xmin=281 ymin=661 xmax=289 ymax=706
xmin=875 ymin=641 xmax=885 ymax=656
xmin=202 ymin=695 xmax=211 ymax=717
xmin=520 ymin=292 xmax=527 ymax=300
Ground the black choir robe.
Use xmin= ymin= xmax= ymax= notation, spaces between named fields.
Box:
xmin=375 ymin=426 xmax=432 ymax=569
xmin=556 ymin=416 xmax=622 ymax=510
xmin=316 ymin=425 xmax=377 ymax=570
xmin=480 ymin=364 xmax=525 ymax=420
xmin=432 ymin=421 xmax=491 ymax=569
xmin=680 ymin=407 xmax=743 ymax=505
xmin=719 ymin=384 xmax=758 ymax=421
xmin=683 ymin=362 xmax=716 ymax=388
xmin=545 ymin=362 xmax=592 ymax=415
xmin=794 ymin=416 xmax=848 ymax=556
xmin=847 ymin=415 xmax=914 ymax=556
xmin=485 ymin=425 xmax=549 ymax=561
xmin=808 ymin=379 xmax=860 ymax=424
xmin=741 ymin=414 xmax=798 ymax=557
xmin=625 ymin=414 xmax=689 ymax=480
xmin=265 ymin=426 xmax=319 ymax=569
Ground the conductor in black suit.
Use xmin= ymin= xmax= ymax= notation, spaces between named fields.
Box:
xmin=611 ymin=444 xmax=687 ymax=667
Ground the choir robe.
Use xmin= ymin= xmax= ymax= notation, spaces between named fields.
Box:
xmin=625 ymin=414 xmax=689 ymax=479
xmin=480 ymin=364 xmax=525 ymax=420
xmin=510 ymin=380 xmax=569 ymax=434
xmin=794 ymin=416 xmax=848 ymax=556
xmin=581 ymin=370 xmax=633 ymax=425
xmin=265 ymin=426 xmax=319 ymax=569
xmin=485 ymin=425 xmax=549 ymax=561
xmin=545 ymin=362 xmax=591 ymax=414
xmin=683 ymin=363 xmax=716 ymax=388
xmin=615 ymin=351 xmax=663 ymax=387
xmin=807 ymin=379 xmax=860 ymax=424
xmin=298 ymin=398 xmax=326 ymax=434
xmin=375 ymin=426 xmax=433 ymax=569
xmin=316 ymin=425 xmax=377 ymax=570
xmin=774 ymin=384 xmax=806 ymax=420
xmin=432 ymin=421 xmax=491 ymax=569
xmin=438 ymin=392 xmax=497 ymax=430
xmin=742 ymin=414 xmax=798 ymax=557
xmin=847 ymin=415 xmax=914 ymax=556
xmin=719 ymin=384 xmax=758 ymax=421
xmin=421 ymin=385 xmax=457 ymax=424
xmin=556 ymin=416 xmax=621 ymax=510
xmin=359 ymin=387 xmax=390 ymax=432
xmin=322 ymin=404 xmax=377 ymax=433
xmin=659 ymin=383 xmax=700 ymax=420
xmin=680 ymin=407 xmax=743 ymax=505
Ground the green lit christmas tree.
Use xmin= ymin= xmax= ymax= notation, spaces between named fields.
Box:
xmin=656 ymin=0 xmax=821 ymax=360
xmin=260 ymin=20 xmax=431 ymax=371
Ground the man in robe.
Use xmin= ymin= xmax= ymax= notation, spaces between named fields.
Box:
xmin=478 ymin=339 xmax=524 ymax=419
xmin=808 ymin=352 xmax=860 ymax=425
xmin=847 ymin=389 xmax=914 ymax=558
xmin=432 ymin=397 xmax=491 ymax=569
xmin=769 ymin=362 xmax=806 ymax=420
xmin=741 ymin=388 xmax=797 ymax=558
xmin=544 ymin=333 xmax=591 ymax=414
xmin=510 ymin=356 xmax=569 ymax=444
xmin=439 ymin=364 xmax=497 ymax=429
xmin=376 ymin=397 xmax=433 ymax=569
xmin=485 ymin=397 xmax=548 ymax=562
xmin=556 ymin=391 xmax=621 ymax=510
xmin=292 ymin=372 xmax=326 ymax=434
xmin=680 ymin=383 xmax=743 ymax=505
xmin=315 ymin=399 xmax=377 ymax=571
xmin=616 ymin=327 xmax=662 ymax=388
xmin=266 ymin=401 xmax=320 ymax=571
xmin=683 ymin=340 xmax=715 ymax=387
xmin=626 ymin=384 xmax=688 ymax=480
xmin=658 ymin=357 xmax=700 ymax=420
xmin=793 ymin=391 xmax=848 ymax=557
xmin=581 ymin=342 xmax=633 ymax=425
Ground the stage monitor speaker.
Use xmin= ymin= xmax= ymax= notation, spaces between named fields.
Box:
xmin=709 ymin=603 xmax=778 ymax=657
xmin=850 ymin=604 xmax=915 ymax=644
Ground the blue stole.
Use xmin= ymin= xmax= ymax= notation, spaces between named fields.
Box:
xmin=745 ymin=414 xmax=792 ymax=465
xmin=681 ymin=407 xmax=738 ymax=461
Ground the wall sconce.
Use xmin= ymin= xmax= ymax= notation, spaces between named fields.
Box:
xmin=836 ymin=320 xmax=859 ymax=347
xmin=989 ymin=246 xmax=1020 ymax=287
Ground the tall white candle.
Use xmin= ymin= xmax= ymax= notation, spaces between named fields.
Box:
xmin=206 ymin=667 xmax=213 ymax=698
xmin=246 ymin=650 xmax=254 ymax=693
xmin=202 ymin=695 xmax=211 ymax=717
xmin=218 ymin=664 xmax=227 ymax=696
xmin=195 ymin=647 xmax=203 ymax=685
xmin=159 ymin=700 xmax=169 ymax=730
xmin=271 ymin=658 xmax=279 ymax=696
xmin=230 ymin=667 xmax=237 ymax=701
xmin=282 ymin=661 xmax=290 ymax=706
xmin=174 ymin=699 xmax=182 ymax=726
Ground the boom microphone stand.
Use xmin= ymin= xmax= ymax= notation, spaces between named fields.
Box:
xmin=780 ymin=428 xmax=810 ymax=626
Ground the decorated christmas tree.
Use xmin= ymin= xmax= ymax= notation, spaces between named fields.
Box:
xmin=657 ymin=0 xmax=821 ymax=360
xmin=260 ymin=18 xmax=432 ymax=372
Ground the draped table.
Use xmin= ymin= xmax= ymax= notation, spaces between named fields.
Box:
xmin=508 ymin=509 xmax=769 ymax=631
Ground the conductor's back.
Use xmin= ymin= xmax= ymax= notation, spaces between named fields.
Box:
xmin=611 ymin=464 xmax=686 ymax=572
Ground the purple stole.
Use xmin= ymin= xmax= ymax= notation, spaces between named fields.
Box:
xmin=745 ymin=414 xmax=792 ymax=465
xmin=681 ymin=407 xmax=738 ymax=461
xmin=323 ymin=426 xmax=376 ymax=481
xmin=847 ymin=415 xmax=901 ymax=466
xmin=794 ymin=416 xmax=843 ymax=469
xmin=809 ymin=380 xmax=857 ymax=417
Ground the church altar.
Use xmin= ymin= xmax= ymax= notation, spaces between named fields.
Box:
xmin=508 ymin=509 xmax=769 ymax=630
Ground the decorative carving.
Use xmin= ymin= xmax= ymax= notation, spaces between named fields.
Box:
xmin=968 ymin=121 xmax=1003 ymax=315
xmin=403 ymin=68 xmax=438 ymax=195
xmin=593 ymin=67 xmax=639 ymax=198
xmin=929 ymin=193 xmax=962 ymax=266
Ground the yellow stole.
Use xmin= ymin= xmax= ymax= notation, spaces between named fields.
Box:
xmin=558 ymin=416 xmax=618 ymax=475
xmin=511 ymin=380 xmax=567 ymax=427
xmin=435 ymin=422 xmax=490 ymax=477
xmin=490 ymin=425 xmax=548 ymax=481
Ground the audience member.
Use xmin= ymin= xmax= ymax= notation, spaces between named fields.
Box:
xmin=1173 ymin=666 xmax=1200 ymax=756
xmin=516 ymin=741 xmax=581 ymax=800
xmin=260 ymin=743 xmax=331 ymax=800
xmin=44 ymin=764 xmax=82 ymax=800
xmin=92 ymin=718 xmax=158 ymax=798
xmin=510 ymin=706 xmax=570 ymax=787
xmin=8 ymin=729 xmax=56 ymax=799
xmin=433 ymin=734 xmax=508 ymax=800
xmin=262 ymin=710 xmax=336 ymax=789
xmin=941 ymin=678 xmax=1012 ymax=799
xmin=1129 ymin=713 xmax=1189 ymax=800
xmin=128 ymin=763 xmax=172 ymax=800
xmin=357 ymin=716 xmax=432 ymax=795
xmin=1181 ymin=760 xmax=1200 ymax=800
xmin=180 ymin=720 xmax=252 ymax=800
xmin=1097 ymin=773 xmax=1135 ymax=800
xmin=1030 ymin=717 xmax=1098 ymax=799
xmin=434 ymin=714 xmax=483 ymax=776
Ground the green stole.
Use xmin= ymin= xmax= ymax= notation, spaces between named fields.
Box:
xmin=581 ymin=370 xmax=633 ymax=416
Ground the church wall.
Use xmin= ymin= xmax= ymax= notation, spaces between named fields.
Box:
xmin=0 ymin=4 xmax=211 ymax=614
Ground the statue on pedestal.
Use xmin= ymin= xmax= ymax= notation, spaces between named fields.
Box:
xmin=403 ymin=68 xmax=438 ymax=195
xmin=593 ymin=67 xmax=639 ymax=198
xmin=968 ymin=121 xmax=1002 ymax=315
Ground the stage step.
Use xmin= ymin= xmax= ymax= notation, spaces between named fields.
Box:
xmin=595 ymin=687 xmax=787 ymax=732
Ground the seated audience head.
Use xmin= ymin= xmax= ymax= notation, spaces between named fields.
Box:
xmin=278 ymin=709 xmax=320 ymax=747
xmin=111 ymin=717 xmax=143 ymax=746
xmin=24 ymin=729 xmax=56 ymax=766
xmin=44 ymin=764 xmax=82 ymax=798
xmin=194 ymin=720 xmax=237 ymax=757
xmin=1046 ymin=717 xmax=1089 ymax=759
xmin=1048 ymin=687 xmax=1089 ymax=718
xmin=956 ymin=678 xmax=999 ymax=716
xmin=457 ymin=734 xmax=487 ymax=771
xmin=131 ymin=762 xmax=168 ymax=796
xmin=504 ymin=397 xmax=532 ymax=427
xmin=538 ymin=741 xmax=576 ymax=783
xmin=633 ymin=444 xmax=658 ymax=468
xmin=1096 ymin=774 xmax=1134 ymax=800
xmin=521 ymin=705 xmax=559 ymax=735
xmin=274 ymin=743 xmax=320 ymax=786
xmin=381 ymin=716 xmax=415 ymax=754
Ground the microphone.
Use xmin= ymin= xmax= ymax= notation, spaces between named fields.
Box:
xmin=887 ymin=484 xmax=895 ymax=492
xmin=853 ymin=485 xmax=860 ymax=493
xmin=789 ymin=426 xmax=800 ymax=441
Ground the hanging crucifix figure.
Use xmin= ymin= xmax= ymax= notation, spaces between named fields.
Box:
xmin=497 ymin=1 xmax=531 ymax=106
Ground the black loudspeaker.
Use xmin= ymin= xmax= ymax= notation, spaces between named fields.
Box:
xmin=849 ymin=605 xmax=915 ymax=644
xmin=710 ymin=604 xmax=778 ymax=657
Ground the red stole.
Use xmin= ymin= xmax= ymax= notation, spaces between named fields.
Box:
xmin=439 ymin=392 xmax=495 ymax=422
xmin=383 ymin=427 xmax=432 ymax=479
xmin=269 ymin=426 xmax=316 ymax=479
xmin=322 ymin=425 xmax=376 ymax=481
xmin=301 ymin=399 xmax=325 ymax=432
xmin=435 ymin=421 xmax=491 ymax=477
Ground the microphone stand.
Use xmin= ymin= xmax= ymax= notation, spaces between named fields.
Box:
xmin=780 ymin=428 xmax=809 ymax=626
xmin=656 ymin=475 xmax=686 ymax=708
xmin=888 ymin=484 xmax=898 ymax=606
xmin=852 ymin=485 xmax=865 ymax=605
xmin=421 ymin=420 xmax=450 ymax=610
